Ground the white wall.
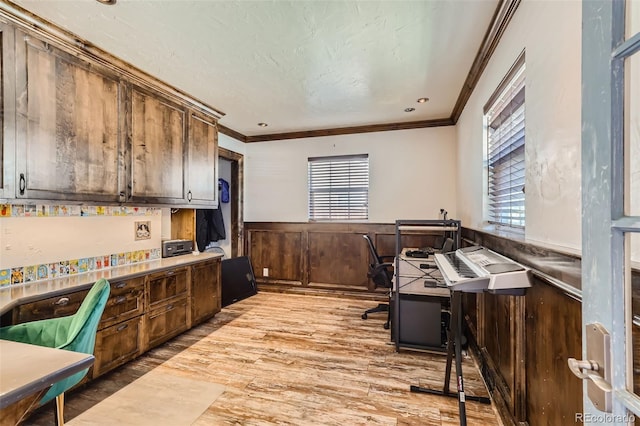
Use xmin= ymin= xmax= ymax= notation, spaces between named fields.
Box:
xmin=456 ymin=0 xmax=582 ymax=253
xmin=0 ymin=212 xmax=163 ymax=270
xmin=218 ymin=132 xmax=246 ymax=156
xmin=243 ymin=126 xmax=458 ymax=223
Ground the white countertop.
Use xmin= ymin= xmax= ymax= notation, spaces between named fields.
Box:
xmin=0 ymin=340 xmax=95 ymax=409
xmin=0 ymin=252 xmax=223 ymax=316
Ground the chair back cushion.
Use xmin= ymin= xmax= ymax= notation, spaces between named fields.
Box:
xmin=43 ymin=279 xmax=110 ymax=405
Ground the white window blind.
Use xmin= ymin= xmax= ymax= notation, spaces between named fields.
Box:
xmin=485 ymin=56 xmax=525 ymax=228
xmin=308 ymin=154 xmax=369 ymax=221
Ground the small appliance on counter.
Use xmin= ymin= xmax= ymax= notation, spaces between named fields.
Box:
xmin=162 ymin=239 xmax=194 ymax=258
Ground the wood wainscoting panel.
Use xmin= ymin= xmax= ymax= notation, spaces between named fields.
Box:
xmin=481 ymin=293 xmax=516 ymax=408
xmin=307 ymin=231 xmax=369 ymax=289
xmin=525 ymin=277 xmax=583 ymax=425
xmin=248 ymin=229 xmax=303 ymax=284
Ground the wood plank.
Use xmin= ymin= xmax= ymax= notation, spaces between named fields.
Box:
xmin=26 ymin=292 xmax=502 ymax=425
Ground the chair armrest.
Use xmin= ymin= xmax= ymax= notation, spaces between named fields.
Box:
xmin=368 ymin=262 xmax=394 ymax=278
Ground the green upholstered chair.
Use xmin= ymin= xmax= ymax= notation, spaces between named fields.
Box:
xmin=0 ymin=278 xmax=110 ymax=425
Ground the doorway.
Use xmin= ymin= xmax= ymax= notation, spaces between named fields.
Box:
xmin=218 ymin=147 xmax=244 ymax=258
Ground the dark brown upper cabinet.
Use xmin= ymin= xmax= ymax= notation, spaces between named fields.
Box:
xmin=14 ymin=32 xmax=125 ymax=203
xmin=128 ymin=86 xmax=186 ymax=204
xmin=186 ymin=113 xmax=218 ymax=206
xmin=0 ymin=18 xmax=221 ymax=208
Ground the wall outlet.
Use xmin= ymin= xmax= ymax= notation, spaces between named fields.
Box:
xmin=263 ymin=267 xmax=269 ymax=277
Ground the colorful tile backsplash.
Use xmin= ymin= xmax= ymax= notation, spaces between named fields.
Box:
xmin=0 ymin=204 xmax=164 ymax=287
xmin=0 ymin=248 xmax=162 ymax=287
xmin=0 ymin=204 xmax=161 ymax=218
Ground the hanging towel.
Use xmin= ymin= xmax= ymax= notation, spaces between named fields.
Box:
xmin=219 ymin=178 xmax=230 ymax=203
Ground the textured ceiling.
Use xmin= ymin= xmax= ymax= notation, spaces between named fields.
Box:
xmin=10 ymin=0 xmax=499 ymax=137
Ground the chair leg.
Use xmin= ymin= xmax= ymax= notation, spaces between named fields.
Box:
xmin=54 ymin=393 xmax=65 ymax=426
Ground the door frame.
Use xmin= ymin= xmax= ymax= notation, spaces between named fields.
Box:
xmin=581 ymin=0 xmax=640 ymax=420
xmin=218 ymin=147 xmax=244 ymax=257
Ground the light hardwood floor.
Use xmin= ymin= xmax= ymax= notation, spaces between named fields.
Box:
xmin=26 ymin=292 xmax=501 ymax=425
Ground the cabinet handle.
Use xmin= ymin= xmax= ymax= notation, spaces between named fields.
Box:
xmin=115 ymin=282 xmax=127 ymax=289
xmin=187 ymin=190 xmax=192 ymax=202
xmin=116 ymin=323 xmax=129 ymax=332
xmin=55 ymin=297 xmax=70 ymax=306
xmin=166 ymin=304 xmax=174 ymax=311
xmin=114 ymin=296 xmax=127 ymax=305
xmin=166 ymin=271 xmax=175 ymax=276
xmin=19 ymin=174 xmax=26 ymax=195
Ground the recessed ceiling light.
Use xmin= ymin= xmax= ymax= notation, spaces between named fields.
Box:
xmin=96 ymin=0 xmax=117 ymax=4
xmin=404 ymin=108 xmax=415 ymax=113
xmin=417 ymin=97 xmax=429 ymax=103
xmin=258 ymin=122 xmax=268 ymax=127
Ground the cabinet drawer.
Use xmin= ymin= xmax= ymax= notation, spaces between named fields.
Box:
xmin=99 ymin=277 xmax=145 ymax=329
xmin=145 ymin=297 xmax=188 ymax=350
xmin=93 ymin=315 xmax=142 ymax=378
xmin=14 ymin=290 xmax=89 ymax=324
xmin=147 ymin=267 xmax=188 ymax=309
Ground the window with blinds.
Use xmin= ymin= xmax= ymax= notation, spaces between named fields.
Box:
xmin=308 ymin=154 xmax=369 ymax=221
xmin=485 ymin=53 xmax=525 ymax=228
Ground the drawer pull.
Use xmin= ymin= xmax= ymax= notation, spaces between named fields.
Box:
xmin=116 ymin=323 xmax=129 ymax=332
xmin=114 ymin=296 xmax=127 ymax=305
xmin=115 ymin=282 xmax=127 ymax=289
xmin=55 ymin=297 xmax=70 ymax=306
xmin=166 ymin=304 xmax=174 ymax=311
xmin=166 ymin=271 xmax=175 ymax=276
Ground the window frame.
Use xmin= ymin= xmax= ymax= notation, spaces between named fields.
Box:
xmin=483 ymin=51 xmax=526 ymax=229
xmin=307 ymin=154 xmax=369 ymax=222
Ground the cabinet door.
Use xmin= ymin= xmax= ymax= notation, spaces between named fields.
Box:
xmin=186 ymin=113 xmax=218 ymax=206
xmin=0 ymin=23 xmax=16 ymax=201
xmin=147 ymin=267 xmax=188 ymax=310
xmin=191 ymin=259 xmax=221 ymax=325
xmin=92 ymin=315 xmax=142 ymax=378
xmin=129 ymin=87 xmax=186 ymax=203
xmin=144 ymin=297 xmax=188 ymax=350
xmin=15 ymin=33 xmax=123 ymax=202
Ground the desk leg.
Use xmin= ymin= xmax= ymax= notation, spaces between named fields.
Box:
xmin=452 ymin=291 xmax=467 ymax=426
xmin=409 ymin=291 xmax=490 ymax=426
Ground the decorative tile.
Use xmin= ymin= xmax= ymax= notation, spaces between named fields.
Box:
xmin=59 ymin=260 xmax=70 ymax=276
xmin=49 ymin=263 xmax=59 ymax=278
xmin=87 ymin=257 xmax=96 ymax=271
xmin=103 ymin=255 xmax=111 ymax=268
xmin=0 ymin=204 xmax=11 ymax=217
xmin=24 ymin=265 xmax=37 ymax=282
xmin=37 ymin=264 xmax=49 ymax=280
xmin=12 ymin=205 xmax=25 ymax=217
xmin=36 ymin=205 xmax=49 ymax=217
xmin=24 ymin=205 xmax=37 ymax=217
xmin=10 ymin=267 xmax=24 ymax=284
xmin=0 ymin=269 xmax=10 ymax=286
xmin=69 ymin=259 xmax=79 ymax=275
xmin=78 ymin=258 xmax=88 ymax=273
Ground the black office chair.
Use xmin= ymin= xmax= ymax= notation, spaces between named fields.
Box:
xmin=362 ymin=235 xmax=394 ymax=329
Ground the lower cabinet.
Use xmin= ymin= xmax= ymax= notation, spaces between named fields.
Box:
xmin=191 ymin=259 xmax=221 ymax=326
xmin=3 ymin=257 xmax=222 ymax=382
xmin=92 ymin=316 xmax=143 ymax=378
xmin=145 ymin=297 xmax=189 ymax=350
xmin=91 ymin=276 xmax=145 ymax=378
